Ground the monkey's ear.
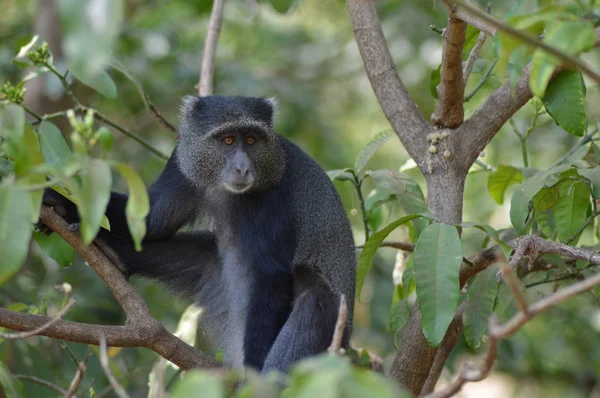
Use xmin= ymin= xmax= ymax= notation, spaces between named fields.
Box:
xmin=180 ymin=95 xmax=204 ymax=119
xmin=260 ymin=97 xmax=278 ymax=126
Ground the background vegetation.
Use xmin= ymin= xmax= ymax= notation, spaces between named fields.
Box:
xmin=1 ymin=0 xmax=600 ymax=397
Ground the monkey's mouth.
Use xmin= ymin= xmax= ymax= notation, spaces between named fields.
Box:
xmin=223 ymin=182 xmax=253 ymax=194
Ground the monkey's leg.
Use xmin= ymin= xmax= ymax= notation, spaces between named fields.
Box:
xmin=261 ymin=273 xmax=339 ymax=373
xmin=100 ymin=231 xmax=220 ymax=298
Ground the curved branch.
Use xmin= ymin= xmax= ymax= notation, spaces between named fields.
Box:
xmin=0 ymin=206 xmax=220 ymax=370
xmin=346 ymin=0 xmax=430 ymax=166
xmin=199 ymin=0 xmax=226 ymax=96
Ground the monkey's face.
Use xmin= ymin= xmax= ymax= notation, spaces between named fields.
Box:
xmin=177 ymin=124 xmax=285 ymax=195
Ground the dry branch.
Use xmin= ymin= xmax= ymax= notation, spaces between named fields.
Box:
xmin=65 ymin=348 xmax=91 ymax=398
xmin=0 ymin=206 xmax=220 ymax=370
xmin=14 ymin=374 xmax=71 ymax=396
xmin=432 ymin=4 xmax=467 ymax=128
xmin=143 ymin=92 xmax=177 ymax=137
xmin=100 ymin=336 xmax=130 ymax=398
xmin=328 ymin=295 xmax=348 ymax=354
xmin=462 ymin=2 xmax=489 ymax=89
xmin=198 ymin=0 xmax=226 ymax=96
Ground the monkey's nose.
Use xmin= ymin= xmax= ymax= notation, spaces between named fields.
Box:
xmin=235 ymin=165 xmax=249 ymax=177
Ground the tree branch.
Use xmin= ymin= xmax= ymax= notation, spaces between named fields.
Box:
xmin=100 ymin=336 xmax=130 ymax=398
xmin=0 ymin=299 xmax=75 ymax=340
xmin=198 ymin=0 xmax=226 ymax=96
xmin=65 ymin=348 xmax=91 ymax=398
xmin=0 ymin=206 xmax=220 ymax=370
xmin=143 ymin=92 xmax=177 ymax=138
xmin=432 ymin=3 xmax=467 ymax=128
xmin=346 ymin=0 xmax=430 ymax=166
xmin=328 ymin=295 xmax=348 ymax=354
xmin=443 ymin=0 xmax=496 ymax=36
xmin=424 ymin=245 xmax=600 ymax=397
xmin=14 ymin=374 xmax=71 ymax=396
xmin=462 ymin=3 xmax=490 ymax=89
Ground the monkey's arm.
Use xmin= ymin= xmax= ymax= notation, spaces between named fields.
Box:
xmin=42 ymin=152 xmax=200 ymax=241
xmin=99 ymin=230 xmax=219 ymax=298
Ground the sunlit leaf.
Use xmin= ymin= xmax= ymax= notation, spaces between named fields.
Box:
xmin=365 ymin=169 xmax=406 ymax=196
xmin=542 ymin=70 xmax=586 ymax=137
xmin=354 ymin=130 xmax=394 ymax=176
xmin=532 ymin=187 xmax=559 ymax=212
xmin=414 ymin=222 xmax=462 ymax=347
xmin=38 ymin=121 xmax=72 ymax=166
xmin=113 ymin=163 xmax=149 ymax=251
xmin=79 ymin=159 xmax=112 ymax=244
xmin=0 ymin=184 xmax=33 ymax=286
xmin=464 ymin=266 xmax=499 ymax=348
xmin=326 ymin=168 xmax=355 ymax=182
xmin=356 ymin=214 xmax=427 ymax=300
xmin=487 ymin=165 xmax=524 ymax=205
xmin=34 ymin=231 xmax=75 ymax=267
xmin=171 ymin=370 xmax=224 ymax=398
xmin=554 ymin=178 xmax=590 ymax=244
xmin=529 ymin=21 xmax=596 ymax=98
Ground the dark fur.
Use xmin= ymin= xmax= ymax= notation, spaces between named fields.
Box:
xmin=42 ymin=95 xmax=356 ymax=373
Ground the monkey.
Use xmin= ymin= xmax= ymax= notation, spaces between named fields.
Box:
xmin=40 ymin=95 xmax=356 ymax=373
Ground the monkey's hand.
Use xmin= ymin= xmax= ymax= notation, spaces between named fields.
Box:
xmin=34 ymin=188 xmax=81 ymax=236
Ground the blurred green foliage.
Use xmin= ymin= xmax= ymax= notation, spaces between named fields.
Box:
xmin=1 ymin=0 xmax=600 ymax=396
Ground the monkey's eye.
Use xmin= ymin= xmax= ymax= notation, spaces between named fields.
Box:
xmin=222 ymin=137 xmax=235 ymax=145
xmin=246 ymin=136 xmax=256 ymax=145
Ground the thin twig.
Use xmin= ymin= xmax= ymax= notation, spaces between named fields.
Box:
xmin=0 ymin=299 xmax=75 ymax=340
xmin=143 ymin=92 xmax=177 ymax=137
xmin=463 ymin=3 xmax=490 ymax=88
xmin=99 ymin=336 xmax=131 ymax=398
xmin=65 ymin=348 xmax=92 ymax=398
xmin=14 ymin=374 xmax=70 ymax=396
xmin=328 ymin=295 xmax=348 ymax=354
xmin=356 ymin=241 xmax=416 ymax=251
xmin=424 ymin=265 xmax=600 ymax=398
xmin=449 ymin=0 xmax=600 ymax=86
xmin=87 ymin=107 xmax=169 ymax=160
xmin=463 ymin=58 xmax=497 ymax=102
xmin=199 ymin=0 xmax=226 ymax=96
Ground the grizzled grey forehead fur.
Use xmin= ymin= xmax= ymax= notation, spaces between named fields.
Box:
xmin=179 ymin=95 xmax=277 ymax=135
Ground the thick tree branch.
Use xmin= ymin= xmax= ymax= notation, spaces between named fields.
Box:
xmin=198 ymin=0 xmax=226 ymax=96
xmin=443 ymin=0 xmax=496 ymax=36
xmin=0 ymin=299 xmax=75 ymax=340
xmin=0 ymin=206 xmax=220 ymax=370
xmin=347 ymin=0 xmax=430 ymax=166
xmin=432 ymin=4 xmax=467 ymax=128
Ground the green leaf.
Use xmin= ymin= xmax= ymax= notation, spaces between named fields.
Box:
xmin=464 ymin=266 xmax=499 ymax=348
xmin=462 ymin=25 xmax=481 ymax=59
xmin=365 ymin=169 xmax=406 ymax=196
xmin=38 ymin=121 xmax=72 ymax=166
xmin=429 ymin=65 xmax=441 ymax=99
xmin=394 ymin=172 xmax=429 ymax=238
xmin=365 ymin=188 xmax=394 ymax=233
xmin=268 ymin=0 xmax=296 ymax=13
xmin=70 ymin=66 xmax=117 ymax=99
xmin=0 ymin=184 xmax=33 ymax=286
xmin=487 ymin=165 xmax=524 ymax=205
xmin=529 ymin=21 xmax=596 ymax=98
xmin=542 ymin=70 xmax=586 ymax=136
xmin=0 ymin=361 xmax=23 ymax=398
xmin=554 ymin=178 xmax=590 ymax=243
xmin=536 ymin=208 xmax=555 ymax=238
xmin=414 ymin=223 xmax=462 ymax=347
xmin=171 ymin=370 xmax=224 ymax=398
xmin=113 ymin=163 xmax=149 ymax=251
xmin=579 ymin=167 xmax=600 ymax=198
xmin=326 ymin=168 xmax=355 ymax=182
xmin=34 ymin=231 xmax=75 ymax=267
xmin=354 ymin=130 xmax=394 ymax=176
xmin=79 ymin=159 xmax=112 ymax=244
xmin=15 ymin=35 xmax=40 ymax=60
xmin=389 ymin=298 xmax=411 ymax=336
xmin=110 ymin=59 xmax=148 ymax=108
xmin=510 ymin=188 xmax=531 ymax=235
xmin=356 ymin=214 xmax=427 ymax=300
xmin=532 ymin=187 xmax=559 ymax=212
